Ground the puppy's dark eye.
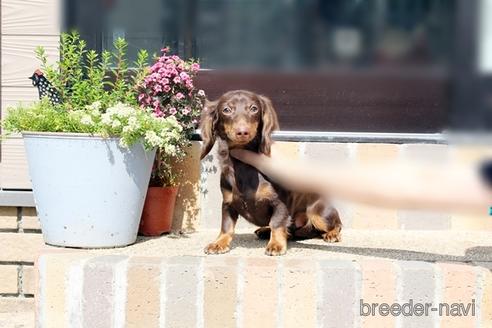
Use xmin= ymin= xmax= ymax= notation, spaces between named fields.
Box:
xmin=250 ymin=105 xmax=258 ymax=113
xmin=222 ymin=107 xmax=232 ymax=114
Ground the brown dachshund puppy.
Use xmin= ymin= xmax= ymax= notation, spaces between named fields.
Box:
xmin=200 ymin=90 xmax=342 ymax=256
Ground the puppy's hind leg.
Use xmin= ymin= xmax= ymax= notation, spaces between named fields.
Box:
xmin=306 ymin=200 xmax=342 ymax=243
xmin=254 ymin=226 xmax=271 ymax=240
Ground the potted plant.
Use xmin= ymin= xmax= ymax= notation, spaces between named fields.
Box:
xmin=137 ymin=47 xmax=205 ymax=236
xmin=1 ymin=32 xmax=184 ymax=248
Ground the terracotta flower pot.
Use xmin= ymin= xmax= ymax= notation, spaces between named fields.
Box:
xmin=139 ymin=186 xmax=179 ymax=236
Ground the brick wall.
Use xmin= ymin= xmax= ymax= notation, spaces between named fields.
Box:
xmin=0 ymin=207 xmax=43 ymax=312
xmin=36 ymin=254 xmax=492 ymax=327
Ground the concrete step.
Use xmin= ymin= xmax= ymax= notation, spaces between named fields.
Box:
xmin=36 ymin=230 xmax=492 ymax=327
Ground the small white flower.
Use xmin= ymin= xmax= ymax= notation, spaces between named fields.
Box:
xmin=119 ymin=138 xmax=129 ymax=148
xmin=198 ymin=89 xmax=206 ymax=97
xmin=91 ymin=109 xmax=101 ymax=117
xmin=80 ymin=115 xmax=93 ymax=125
xmin=90 ymin=101 xmax=102 ymax=110
xmin=101 ymin=113 xmax=112 ymax=125
xmin=107 ymin=102 xmax=135 ymax=118
xmin=112 ymin=120 xmax=121 ymax=129
xmin=164 ymin=144 xmax=176 ymax=155
xmin=128 ymin=116 xmax=139 ymax=130
xmin=144 ymin=130 xmax=163 ymax=148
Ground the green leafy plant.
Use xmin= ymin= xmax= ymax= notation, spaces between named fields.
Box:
xmin=2 ymin=31 xmax=187 ymax=158
xmin=34 ymin=31 xmax=149 ymax=110
xmin=3 ymin=100 xmax=184 ymax=152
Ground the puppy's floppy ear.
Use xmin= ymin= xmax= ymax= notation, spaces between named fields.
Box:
xmin=258 ymin=95 xmax=279 ymax=155
xmin=199 ymin=99 xmax=219 ymax=160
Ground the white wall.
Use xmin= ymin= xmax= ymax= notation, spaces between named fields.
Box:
xmin=0 ymin=0 xmax=60 ymax=189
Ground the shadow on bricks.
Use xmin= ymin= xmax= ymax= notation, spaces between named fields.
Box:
xmin=288 ymin=243 xmax=492 ymax=270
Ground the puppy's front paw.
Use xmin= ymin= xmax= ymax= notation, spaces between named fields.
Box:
xmin=265 ymin=241 xmax=287 ymax=256
xmin=204 ymin=242 xmax=230 ymax=255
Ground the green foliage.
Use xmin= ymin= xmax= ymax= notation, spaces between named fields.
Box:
xmin=4 ymin=31 xmax=194 ymax=187
xmin=34 ymin=31 xmax=148 ymax=110
xmin=2 ymin=100 xmax=185 ymax=153
xmin=3 ymin=98 xmax=95 ymax=134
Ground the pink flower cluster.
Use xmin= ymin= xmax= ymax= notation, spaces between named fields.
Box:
xmin=138 ymin=47 xmax=205 ymax=137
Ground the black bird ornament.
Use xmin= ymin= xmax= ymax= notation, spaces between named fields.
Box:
xmin=29 ymin=69 xmax=62 ymax=105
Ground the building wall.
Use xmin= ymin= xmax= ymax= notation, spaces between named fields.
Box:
xmin=0 ymin=0 xmax=60 ymax=189
xmin=0 ymin=206 xmax=41 ymax=312
xmin=0 ymin=0 xmax=60 ymax=313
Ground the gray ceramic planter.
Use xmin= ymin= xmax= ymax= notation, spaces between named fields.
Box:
xmin=23 ymin=132 xmax=156 ymax=248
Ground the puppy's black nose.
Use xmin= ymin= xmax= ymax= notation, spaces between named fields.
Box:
xmin=236 ymin=129 xmax=249 ymax=137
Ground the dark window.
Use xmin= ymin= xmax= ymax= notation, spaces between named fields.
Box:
xmin=67 ymin=0 xmax=486 ymax=133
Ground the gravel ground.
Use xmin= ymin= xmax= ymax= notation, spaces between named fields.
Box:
xmin=90 ymin=229 xmax=492 ymax=264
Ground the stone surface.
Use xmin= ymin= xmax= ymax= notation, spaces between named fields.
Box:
xmin=0 ymin=298 xmax=34 ymax=328
xmin=282 ymin=259 xmax=317 ymax=328
xmin=203 ymin=257 xmax=238 ymax=328
xmin=243 ymin=258 xmax=278 ymax=328
xmin=0 ymin=265 xmax=18 ymax=294
xmin=172 ymin=141 xmax=201 ymax=232
xmin=438 ymin=263 xmax=477 ymax=328
xmin=451 ymin=145 xmax=492 ymax=164
xmin=82 ymin=256 xmax=127 ymax=328
xmin=352 ymin=205 xmax=398 ymax=230
xmin=451 ymin=214 xmax=492 ymax=231
xmin=0 ymin=207 xmax=17 ymax=230
xmin=271 ymin=141 xmax=300 ymax=160
xmin=200 ymin=144 xmax=222 ymax=230
xmin=34 ymin=252 xmax=492 ymax=328
xmin=38 ymin=252 xmax=89 ymax=328
xmin=400 ymin=144 xmax=449 ymax=164
xmin=399 ymin=261 xmax=436 ymax=328
xmin=126 ymin=257 xmax=162 ymax=327
xmin=318 ymin=260 xmax=359 ymax=328
xmin=355 ymin=144 xmax=400 ymax=163
xmin=21 ymin=265 xmax=35 ymax=295
xmin=0 ymin=233 xmax=44 ymax=262
xmin=481 ymin=269 xmax=492 ymax=327
xmin=360 ymin=260 xmax=396 ymax=328
xmin=398 ymin=210 xmax=451 ymax=230
xmin=20 ymin=207 xmax=41 ymax=231
xmin=90 ymin=230 xmax=492 ymax=262
xmin=164 ymin=257 xmax=201 ymax=328
xmin=0 ymin=298 xmax=34 ymax=313
xmin=302 ymin=142 xmax=352 ymax=164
